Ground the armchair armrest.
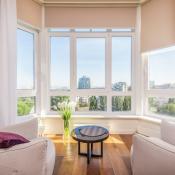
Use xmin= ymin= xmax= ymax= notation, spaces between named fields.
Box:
xmin=132 ymin=134 xmax=175 ymax=175
xmin=0 ymin=164 xmax=23 ymax=175
xmin=0 ymin=118 xmax=38 ymax=140
xmin=0 ymin=138 xmax=48 ymax=175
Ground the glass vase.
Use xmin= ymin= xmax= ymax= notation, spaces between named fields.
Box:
xmin=63 ymin=119 xmax=70 ymax=140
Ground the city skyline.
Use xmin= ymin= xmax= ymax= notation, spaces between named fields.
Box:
xmin=17 ymin=30 xmax=175 ymax=90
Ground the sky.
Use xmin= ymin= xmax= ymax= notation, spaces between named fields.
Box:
xmin=50 ymin=37 xmax=70 ymax=89
xmin=149 ymin=49 xmax=175 ymax=85
xmin=112 ymin=37 xmax=131 ymax=86
xmin=17 ymin=29 xmax=175 ymax=90
xmin=77 ymin=38 xmax=105 ymax=88
xmin=50 ymin=36 xmax=131 ymax=89
xmin=16 ymin=32 xmax=135 ymax=90
xmin=17 ymin=29 xmax=34 ymax=89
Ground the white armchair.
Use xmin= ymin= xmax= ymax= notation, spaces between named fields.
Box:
xmin=131 ymin=120 xmax=175 ymax=175
xmin=0 ymin=118 xmax=55 ymax=175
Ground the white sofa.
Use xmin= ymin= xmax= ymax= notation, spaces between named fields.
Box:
xmin=131 ymin=119 xmax=175 ymax=175
xmin=0 ymin=118 xmax=55 ymax=175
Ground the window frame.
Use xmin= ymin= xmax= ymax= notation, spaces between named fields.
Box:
xmin=47 ymin=29 xmax=136 ymax=116
xmin=17 ymin=25 xmax=39 ymax=116
xmin=143 ymin=49 xmax=175 ymax=118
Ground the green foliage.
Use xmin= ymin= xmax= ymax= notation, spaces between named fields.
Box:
xmin=168 ymin=104 xmax=175 ymax=115
xmin=58 ymin=101 xmax=75 ymax=121
xmin=88 ymin=96 xmax=106 ymax=111
xmin=17 ymin=97 xmax=34 ymax=116
xmin=99 ymin=96 xmax=107 ymax=111
xmin=51 ymin=96 xmax=70 ymax=111
xmin=89 ymin=96 xmax=98 ymax=110
xmin=112 ymin=96 xmax=131 ymax=111
xmin=149 ymin=97 xmax=175 ymax=116
xmin=123 ymin=96 xmax=131 ymax=111
xmin=149 ymin=98 xmax=157 ymax=108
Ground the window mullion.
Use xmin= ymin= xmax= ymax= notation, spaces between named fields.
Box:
xmin=70 ymin=33 xmax=77 ymax=98
xmin=106 ymin=34 xmax=112 ymax=113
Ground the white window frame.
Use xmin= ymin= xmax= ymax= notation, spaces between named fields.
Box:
xmin=143 ymin=48 xmax=175 ymax=118
xmin=47 ymin=29 xmax=136 ymax=116
xmin=17 ymin=25 xmax=39 ymax=116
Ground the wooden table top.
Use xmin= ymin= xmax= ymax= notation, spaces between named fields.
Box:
xmin=71 ymin=125 xmax=109 ymax=143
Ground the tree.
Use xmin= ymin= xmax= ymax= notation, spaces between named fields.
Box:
xmin=17 ymin=97 xmax=34 ymax=116
xmin=51 ymin=96 xmax=70 ymax=111
xmin=99 ymin=96 xmax=106 ymax=111
xmin=123 ymin=96 xmax=131 ymax=111
xmin=89 ymin=96 xmax=98 ymax=111
xmin=112 ymin=96 xmax=123 ymax=111
xmin=167 ymin=104 xmax=175 ymax=116
xmin=168 ymin=98 xmax=175 ymax=103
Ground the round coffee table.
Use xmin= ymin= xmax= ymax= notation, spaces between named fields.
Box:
xmin=71 ymin=125 xmax=109 ymax=164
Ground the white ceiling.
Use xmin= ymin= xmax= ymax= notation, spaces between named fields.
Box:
xmin=34 ymin=0 xmax=150 ymax=7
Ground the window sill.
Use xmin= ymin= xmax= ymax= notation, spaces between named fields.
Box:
xmin=37 ymin=114 xmax=138 ymax=120
xmin=139 ymin=115 xmax=161 ymax=125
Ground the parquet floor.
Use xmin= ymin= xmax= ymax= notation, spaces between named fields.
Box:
xmin=49 ymin=134 xmax=133 ymax=175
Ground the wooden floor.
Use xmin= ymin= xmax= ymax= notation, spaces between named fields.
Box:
xmin=49 ymin=134 xmax=133 ymax=175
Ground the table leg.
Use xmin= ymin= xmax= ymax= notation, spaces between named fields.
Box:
xmin=78 ymin=141 xmax=80 ymax=155
xmin=91 ymin=143 xmax=93 ymax=154
xmin=101 ymin=141 xmax=103 ymax=157
xmin=87 ymin=143 xmax=90 ymax=164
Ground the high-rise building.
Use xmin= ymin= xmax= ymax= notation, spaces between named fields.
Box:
xmin=78 ymin=76 xmax=91 ymax=89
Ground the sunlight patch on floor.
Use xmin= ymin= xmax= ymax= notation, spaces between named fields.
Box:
xmin=47 ymin=134 xmax=124 ymax=144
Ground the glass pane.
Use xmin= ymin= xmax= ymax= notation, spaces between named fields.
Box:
xmin=77 ymin=38 xmax=105 ymax=89
xmin=91 ymin=28 xmax=107 ymax=32
xmin=49 ymin=28 xmax=70 ymax=32
xmin=112 ymin=28 xmax=132 ymax=32
xmin=148 ymin=97 xmax=175 ymax=117
xmin=17 ymin=29 xmax=34 ymax=89
xmin=17 ymin=97 xmax=35 ymax=116
xmin=112 ymin=96 xmax=131 ymax=111
xmin=50 ymin=37 xmax=70 ymax=90
xmin=149 ymin=48 xmax=175 ymax=89
xmin=50 ymin=96 xmax=70 ymax=111
xmin=112 ymin=37 xmax=132 ymax=92
xmin=75 ymin=28 xmax=90 ymax=32
xmin=76 ymin=96 xmax=107 ymax=111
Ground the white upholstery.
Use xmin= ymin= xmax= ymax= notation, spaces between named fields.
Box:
xmin=131 ymin=119 xmax=175 ymax=175
xmin=0 ymin=118 xmax=38 ymax=140
xmin=161 ymin=119 xmax=175 ymax=146
xmin=0 ymin=118 xmax=55 ymax=175
xmin=0 ymin=164 xmax=20 ymax=175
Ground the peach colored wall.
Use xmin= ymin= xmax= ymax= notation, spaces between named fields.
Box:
xmin=141 ymin=0 xmax=175 ymax=52
xmin=16 ymin=0 xmax=42 ymax=28
xmin=45 ymin=7 xmax=136 ymax=28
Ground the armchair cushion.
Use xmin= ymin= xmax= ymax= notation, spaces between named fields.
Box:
xmin=0 ymin=164 xmax=22 ymax=175
xmin=132 ymin=134 xmax=175 ymax=175
xmin=0 ymin=138 xmax=48 ymax=175
xmin=0 ymin=132 xmax=29 ymax=148
xmin=0 ymin=118 xmax=38 ymax=140
xmin=161 ymin=119 xmax=175 ymax=146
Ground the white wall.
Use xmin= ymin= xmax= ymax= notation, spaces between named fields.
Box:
xmin=41 ymin=116 xmax=138 ymax=135
xmin=40 ymin=116 xmax=161 ymax=138
xmin=137 ymin=117 xmax=161 ymax=138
